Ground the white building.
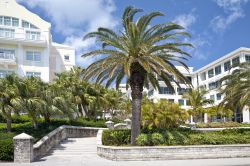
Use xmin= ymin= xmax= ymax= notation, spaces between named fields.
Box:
xmin=119 ymin=47 xmax=250 ymax=123
xmin=0 ymin=0 xmax=75 ymax=82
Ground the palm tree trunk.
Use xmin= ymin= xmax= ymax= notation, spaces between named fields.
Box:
xmin=130 ymin=64 xmax=145 ymax=145
xmin=32 ymin=118 xmax=38 ymax=129
xmin=6 ymin=111 xmax=12 ymax=132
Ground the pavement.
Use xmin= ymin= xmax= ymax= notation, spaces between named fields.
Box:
xmin=1 ymin=137 xmax=250 ymax=166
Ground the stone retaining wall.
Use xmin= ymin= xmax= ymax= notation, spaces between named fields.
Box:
xmin=97 ymin=144 xmax=250 ymax=161
xmin=97 ymin=128 xmax=250 ymax=161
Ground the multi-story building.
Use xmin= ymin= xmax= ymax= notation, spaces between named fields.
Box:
xmin=119 ymin=47 xmax=250 ymax=123
xmin=0 ymin=0 xmax=75 ymax=82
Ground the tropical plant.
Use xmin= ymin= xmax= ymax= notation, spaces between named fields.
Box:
xmin=141 ymin=99 xmax=189 ymax=129
xmin=82 ymin=6 xmax=192 ymax=144
xmin=183 ymin=88 xmax=213 ymax=122
xmin=0 ymin=74 xmax=20 ymax=132
xmin=219 ymin=62 xmax=250 ymax=114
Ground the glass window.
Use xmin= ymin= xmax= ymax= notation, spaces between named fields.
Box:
xmin=245 ymin=55 xmax=250 ymax=62
xmin=26 ymin=72 xmax=41 ymax=78
xmin=64 ymin=55 xmax=70 ymax=61
xmin=210 ymin=95 xmax=215 ymax=101
xmin=177 ymin=88 xmax=187 ymax=95
xmin=209 ymin=81 xmax=221 ymax=90
xmin=178 ymin=99 xmax=185 ymax=106
xmin=168 ymin=99 xmax=175 ymax=103
xmin=200 ymin=72 xmax=206 ymax=81
xmin=224 ymin=61 xmax=231 ymax=71
xmin=30 ymin=24 xmax=38 ymax=29
xmin=22 ymin=20 xmax=29 ymax=28
xmin=217 ymin=93 xmax=222 ymax=100
xmin=0 ymin=16 xmax=3 ymax=25
xmin=159 ymin=87 xmax=175 ymax=94
xmin=0 ymin=70 xmax=12 ymax=78
xmin=208 ymin=69 xmax=214 ymax=78
xmin=0 ymin=49 xmax=15 ymax=59
xmin=186 ymin=76 xmax=192 ymax=82
xmin=12 ymin=18 xmax=19 ymax=27
xmin=0 ymin=28 xmax=15 ymax=38
xmin=232 ymin=56 xmax=240 ymax=66
xmin=4 ymin=17 xmax=11 ymax=26
xmin=26 ymin=51 xmax=41 ymax=61
xmin=26 ymin=31 xmax=41 ymax=40
xmin=215 ymin=65 xmax=221 ymax=75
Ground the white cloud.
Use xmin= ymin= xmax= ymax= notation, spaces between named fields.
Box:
xmin=210 ymin=0 xmax=249 ymax=33
xmin=17 ymin=0 xmax=118 ymax=67
xmin=173 ymin=11 xmax=197 ymax=29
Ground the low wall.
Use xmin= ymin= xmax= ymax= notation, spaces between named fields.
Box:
xmin=14 ymin=125 xmax=105 ymax=163
xmin=97 ymin=144 xmax=250 ymax=161
xmin=97 ymin=128 xmax=250 ymax=161
xmin=33 ymin=125 xmax=102 ymax=160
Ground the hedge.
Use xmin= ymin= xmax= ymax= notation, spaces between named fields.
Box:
xmin=102 ymin=128 xmax=250 ymax=146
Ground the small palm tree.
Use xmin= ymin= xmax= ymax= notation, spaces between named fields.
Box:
xmin=0 ymin=74 xmax=20 ymax=132
xmin=183 ymin=88 xmax=213 ymax=122
xmin=82 ymin=6 xmax=192 ymax=144
xmin=220 ymin=62 xmax=250 ymax=116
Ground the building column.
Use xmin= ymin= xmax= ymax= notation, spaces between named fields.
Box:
xmin=242 ymin=106 xmax=250 ymax=123
xmin=190 ymin=115 xmax=194 ymax=124
xmin=17 ymin=44 xmax=24 ymax=77
xmin=204 ymin=113 xmax=208 ymax=123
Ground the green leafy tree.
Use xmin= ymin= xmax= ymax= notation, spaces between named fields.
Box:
xmin=0 ymin=74 xmax=20 ymax=132
xmin=219 ymin=62 xmax=250 ymax=120
xmin=183 ymin=88 xmax=213 ymax=122
xmin=82 ymin=6 xmax=192 ymax=144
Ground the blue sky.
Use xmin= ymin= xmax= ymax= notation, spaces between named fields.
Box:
xmin=17 ymin=0 xmax=250 ymax=71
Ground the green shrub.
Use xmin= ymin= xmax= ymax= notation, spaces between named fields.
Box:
xmin=102 ymin=129 xmax=130 ymax=146
xmin=136 ymin=134 xmax=151 ymax=146
xmin=151 ymin=133 xmax=164 ymax=145
xmin=196 ymin=122 xmax=241 ymax=128
xmin=0 ymin=133 xmax=15 ymax=161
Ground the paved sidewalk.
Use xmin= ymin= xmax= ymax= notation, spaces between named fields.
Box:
xmin=1 ymin=137 xmax=250 ymax=166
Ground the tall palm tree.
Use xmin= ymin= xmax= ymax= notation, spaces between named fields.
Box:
xmin=0 ymin=74 xmax=19 ymax=132
xmin=219 ymin=62 xmax=250 ymax=117
xmin=82 ymin=6 xmax=192 ymax=144
xmin=183 ymin=88 xmax=213 ymax=122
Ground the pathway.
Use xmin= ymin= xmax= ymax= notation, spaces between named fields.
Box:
xmin=2 ymin=137 xmax=250 ymax=166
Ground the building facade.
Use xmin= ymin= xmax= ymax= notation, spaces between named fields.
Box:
xmin=119 ymin=47 xmax=250 ymax=123
xmin=0 ymin=0 xmax=75 ymax=82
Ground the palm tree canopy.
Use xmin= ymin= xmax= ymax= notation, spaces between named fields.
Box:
xmin=82 ymin=6 xmax=193 ymax=90
xmin=220 ymin=62 xmax=250 ymax=110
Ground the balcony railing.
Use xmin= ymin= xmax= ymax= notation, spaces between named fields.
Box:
xmin=0 ymin=52 xmax=16 ymax=64
xmin=0 ymin=31 xmax=46 ymax=42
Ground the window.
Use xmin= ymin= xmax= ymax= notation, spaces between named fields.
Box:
xmin=26 ymin=72 xmax=41 ymax=78
xmin=208 ymin=69 xmax=214 ymax=78
xmin=26 ymin=51 xmax=41 ymax=62
xmin=186 ymin=76 xmax=192 ymax=82
xmin=148 ymin=89 xmax=154 ymax=96
xmin=0 ymin=28 xmax=15 ymax=38
xmin=64 ymin=55 xmax=70 ymax=61
xmin=224 ymin=61 xmax=231 ymax=71
xmin=232 ymin=56 xmax=240 ymax=66
xmin=12 ymin=18 xmax=19 ymax=27
xmin=30 ymin=24 xmax=38 ymax=29
xmin=0 ymin=70 xmax=12 ymax=78
xmin=168 ymin=99 xmax=175 ymax=103
xmin=210 ymin=95 xmax=215 ymax=101
xmin=209 ymin=81 xmax=221 ymax=90
xmin=4 ymin=17 xmax=11 ymax=26
xmin=0 ymin=16 xmax=3 ymax=25
xmin=217 ymin=93 xmax=222 ymax=100
xmin=0 ymin=49 xmax=15 ymax=60
xmin=159 ymin=87 xmax=175 ymax=94
xmin=200 ymin=72 xmax=206 ymax=81
xmin=178 ymin=99 xmax=185 ymax=106
xmin=186 ymin=100 xmax=190 ymax=106
xmin=177 ymin=88 xmax=187 ymax=95
xmin=215 ymin=65 xmax=221 ymax=75
xmin=199 ymin=85 xmax=207 ymax=90
xmin=22 ymin=20 xmax=30 ymax=28
xmin=26 ymin=31 xmax=41 ymax=40
xmin=245 ymin=55 xmax=250 ymax=62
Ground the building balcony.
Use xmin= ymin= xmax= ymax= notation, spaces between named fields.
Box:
xmin=0 ymin=31 xmax=46 ymax=46
xmin=0 ymin=52 xmax=16 ymax=65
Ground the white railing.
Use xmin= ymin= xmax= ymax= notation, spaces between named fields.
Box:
xmin=0 ymin=52 xmax=15 ymax=60
xmin=0 ymin=32 xmax=46 ymax=41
